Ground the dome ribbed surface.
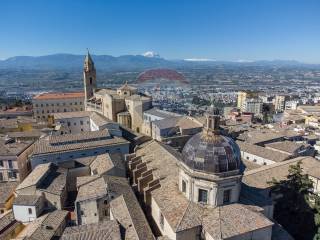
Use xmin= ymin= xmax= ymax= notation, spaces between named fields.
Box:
xmin=181 ymin=132 xmax=241 ymax=174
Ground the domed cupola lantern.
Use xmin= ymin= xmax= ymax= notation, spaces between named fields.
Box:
xmin=178 ymin=107 xmax=243 ymax=206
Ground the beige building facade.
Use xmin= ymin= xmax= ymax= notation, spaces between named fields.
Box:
xmin=0 ymin=140 xmax=34 ymax=182
xmin=33 ymin=92 xmax=85 ymax=122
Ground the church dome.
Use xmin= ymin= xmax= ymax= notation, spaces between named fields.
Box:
xmin=181 ymin=110 xmax=241 ymax=174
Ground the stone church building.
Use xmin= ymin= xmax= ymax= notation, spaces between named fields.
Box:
xmin=126 ymin=109 xmax=277 ymax=240
xmin=83 ymin=51 xmax=152 ymax=133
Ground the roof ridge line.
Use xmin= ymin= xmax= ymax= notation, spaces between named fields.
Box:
xmin=244 ymin=156 xmax=310 ymax=176
xmin=175 ymin=201 xmax=192 ymax=231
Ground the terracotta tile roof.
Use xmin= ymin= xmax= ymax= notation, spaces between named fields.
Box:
xmin=13 ymin=194 xmax=42 ymax=206
xmin=33 ymin=131 xmax=128 ymax=155
xmin=76 ymin=176 xmax=107 ymax=202
xmin=0 ymin=182 xmax=18 ymax=206
xmin=90 ymin=152 xmax=125 ymax=175
xmin=27 ymin=210 xmax=68 ymax=240
xmin=0 ymin=140 xmax=34 ymax=156
xmin=33 ymin=92 xmax=84 ymax=100
xmin=16 ymin=163 xmax=51 ymax=190
xmin=242 ymin=159 xmax=261 ymax=171
xmin=265 ymin=141 xmax=310 ymax=154
xmin=107 ymin=176 xmax=154 ymax=240
xmin=237 ymin=141 xmax=291 ymax=162
xmin=76 ymin=175 xmax=100 ymax=188
xmin=238 ymin=130 xmax=284 ymax=144
xmin=202 ymin=204 xmax=273 ymax=239
xmin=61 ymin=220 xmax=121 ymax=240
xmin=134 ymin=140 xmax=274 ymax=238
xmin=243 ymin=156 xmax=320 ymax=189
xmin=0 ymin=211 xmax=18 ymax=234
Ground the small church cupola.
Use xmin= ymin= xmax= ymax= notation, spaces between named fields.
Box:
xmin=117 ymin=81 xmax=137 ymax=97
xmin=204 ymin=106 xmax=220 ymax=130
xmin=83 ymin=49 xmax=97 ymax=102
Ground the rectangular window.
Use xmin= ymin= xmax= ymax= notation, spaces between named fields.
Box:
xmin=8 ymin=171 xmax=17 ymax=179
xmin=8 ymin=160 xmax=13 ymax=169
xmin=0 ymin=160 xmax=3 ymax=167
xmin=28 ymin=208 xmax=32 ymax=214
xmin=223 ymin=189 xmax=231 ymax=204
xmin=198 ymin=189 xmax=208 ymax=203
xmin=160 ymin=212 xmax=164 ymax=229
xmin=182 ymin=180 xmax=187 ymax=193
xmin=0 ymin=172 xmax=3 ymax=181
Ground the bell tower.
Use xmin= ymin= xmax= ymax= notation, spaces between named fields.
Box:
xmin=83 ymin=50 xmax=97 ymax=102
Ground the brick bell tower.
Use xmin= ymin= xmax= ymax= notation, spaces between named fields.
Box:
xmin=83 ymin=49 xmax=97 ymax=102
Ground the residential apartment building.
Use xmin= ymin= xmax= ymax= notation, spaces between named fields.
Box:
xmin=274 ymin=95 xmax=288 ymax=113
xmin=245 ymin=99 xmax=263 ymax=116
xmin=237 ymin=91 xmax=247 ymax=111
xmin=0 ymin=139 xmax=34 ymax=182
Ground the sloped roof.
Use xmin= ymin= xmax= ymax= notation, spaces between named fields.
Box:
xmin=16 ymin=163 xmax=51 ymax=191
xmin=90 ymin=152 xmax=125 ymax=175
xmin=76 ymin=176 xmax=107 ymax=202
xmin=237 ymin=141 xmax=290 ymax=162
xmin=243 ymin=156 xmax=320 ymax=189
xmin=61 ymin=220 xmax=121 ymax=240
xmin=107 ymin=176 xmax=154 ymax=240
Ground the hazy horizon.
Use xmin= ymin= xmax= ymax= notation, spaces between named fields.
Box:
xmin=0 ymin=52 xmax=319 ymax=65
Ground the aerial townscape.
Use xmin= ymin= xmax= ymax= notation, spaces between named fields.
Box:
xmin=0 ymin=50 xmax=320 ymax=240
xmin=1 ymin=1 xmax=320 ymax=240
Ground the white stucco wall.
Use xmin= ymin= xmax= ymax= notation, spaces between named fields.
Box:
xmin=13 ymin=205 xmax=38 ymax=222
xmin=56 ymin=116 xmax=90 ymax=135
xmin=240 ymin=151 xmax=276 ymax=165
xmin=151 ymin=197 xmax=177 ymax=240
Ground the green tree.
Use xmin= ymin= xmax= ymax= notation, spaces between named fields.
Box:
xmin=314 ymin=195 xmax=320 ymax=240
xmin=270 ymin=161 xmax=316 ymax=240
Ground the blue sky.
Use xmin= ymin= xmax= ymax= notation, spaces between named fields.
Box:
xmin=1 ymin=0 xmax=320 ymax=62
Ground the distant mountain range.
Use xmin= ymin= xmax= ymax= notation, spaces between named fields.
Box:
xmin=0 ymin=54 xmax=316 ymax=71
